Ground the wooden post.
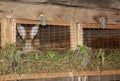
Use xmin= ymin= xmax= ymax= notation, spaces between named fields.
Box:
xmin=1 ymin=19 xmax=9 ymax=46
xmin=70 ymin=22 xmax=78 ymax=50
xmin=10 ymin=19 xmax=16 ymax=44
xmin=1 ymin=18 xmax=16 ymax=47
xmin=77 ymin=23 xmax=83 ymax=46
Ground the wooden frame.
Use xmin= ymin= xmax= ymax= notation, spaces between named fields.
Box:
xmin=0 ymin=18 xmax=77 ymax=50
xmin=15 ymin=19 xmax=71 ymax=26
xmin=0 ymin=18 xmax=120 ymax=80
xmin=77 ymin=23 xmax=120 ymax=46
xmin=0 ymin=19 xmax=16 ymax=47
xmin=82 ymin=23 xmax=120 ymax=29
xmin=0 ymin=70 xmax=120 ymax=81
xmin=11 ymin=19 xmax=74 ymax=51
xmin=0 ymin=19 xmax=2 ymax=47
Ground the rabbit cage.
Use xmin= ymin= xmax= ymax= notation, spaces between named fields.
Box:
xmin=83 ymin=28 xmax=120 ymax=49
xmin=15 ymin=20 xmax=120 ymax=51
xmin=15 ymin=19 xmax=71 ymax=52
xmin=0 ymin=19 xmax=120 ymax=81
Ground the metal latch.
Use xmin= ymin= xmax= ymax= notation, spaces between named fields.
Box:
xmin=100 ymin=17 xmax=106 ymax=29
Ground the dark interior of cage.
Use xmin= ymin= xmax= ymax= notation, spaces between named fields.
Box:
xmin=83 ymin=28 xmax=120 ymax=49
xmin=16 ymin=24 xmax=70 ymax=52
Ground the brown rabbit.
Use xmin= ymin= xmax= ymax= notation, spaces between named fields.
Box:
xmin=17 ymin=24 xmax=39 ymax=50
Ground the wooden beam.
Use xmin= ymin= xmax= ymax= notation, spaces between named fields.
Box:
xmin=0 ymin=2 xmax=120 ymax=24
xmin=0 ymin=19 xmax=1 ymax=23
xmin=0 ymin=70 xmax=120 ymax=80
xmin=0 ymin=0 xmax=120 ymax=10
xmin=77 ymin=23 xmax=83 ymax=46
xmin=70 ymin=22 xmax=78 ymax=50
xmin=74 ymin=70 xmax=120 ymax=77
xmin=0 ymin=19 xmax=16 ymax=47
xmin=15 ymin=19 xmax=71 ymax=26
xmin=82 ymin=23 xmax=120 ymax=29
xmin=10 ymin=19 xmax=16 ymax=43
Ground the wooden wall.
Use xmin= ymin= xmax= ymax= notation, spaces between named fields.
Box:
xmin=0 ymin=2 xmax=119 ymax=24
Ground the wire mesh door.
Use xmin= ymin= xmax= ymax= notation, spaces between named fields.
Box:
xmin=16 ymin=24 xmax=70 ymax=52
xmin=83 ymin=28 xmax=120 ymax=49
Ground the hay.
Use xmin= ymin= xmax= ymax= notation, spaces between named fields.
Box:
xmin=0 ymin=44 xmax=120 ymax=75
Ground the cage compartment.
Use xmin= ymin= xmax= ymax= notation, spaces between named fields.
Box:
xmin=83 ymin=28 xmax=120 ymax=49
xmin=16 ymin=24 xmax=70 ymax=52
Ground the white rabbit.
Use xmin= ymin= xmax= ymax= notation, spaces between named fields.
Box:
xmin=17 ymin=24 xmax=39 ymax=50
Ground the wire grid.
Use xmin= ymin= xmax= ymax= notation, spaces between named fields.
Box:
xmin=83 ymin=28 xmax=120 ymax=49
xmin=16 ymin=24 xmax=70 ymax=52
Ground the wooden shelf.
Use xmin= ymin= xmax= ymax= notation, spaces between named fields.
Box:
xmin=0 ymin=70 xmax=120 ymax=80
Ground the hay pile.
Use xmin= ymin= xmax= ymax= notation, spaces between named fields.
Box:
xmin=0 ymin=44 xmax=120 ymax=75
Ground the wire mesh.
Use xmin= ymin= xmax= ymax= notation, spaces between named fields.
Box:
xmin=83 ymin=28 xmax=120 ymax=49
xmin=16 ymin=24 xmax=70 ymax=52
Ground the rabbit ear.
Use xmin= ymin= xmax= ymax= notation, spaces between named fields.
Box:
xmin=17 ymin=24 xmax=26 ymax=39
xmin=30 ymin=25 xmax=39 ymax=39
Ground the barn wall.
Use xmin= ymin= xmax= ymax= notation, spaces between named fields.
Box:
xmin=0 ymin=2 xmax=120 ymax=24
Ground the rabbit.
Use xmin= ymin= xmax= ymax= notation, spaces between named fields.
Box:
xmin=17 ymin=24 xmax=39 ymax=50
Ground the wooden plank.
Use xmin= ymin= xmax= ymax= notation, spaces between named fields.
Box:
xmin=0 ymin=70 xmax=120 ymax=80
xmin=15 ymin=19 xmax=71 ymax=26
xmin=0 ymin=2 xmax=120 ymax=24
xmin=1 ymin=19 xmax=9 ymax=46
xmin=1 ymin=19 xmax=16 ymax=47
xmin=70 ymin=22 xmax=78 ymax=50
xmin=74 ymin=70 xmax=120 ymax=77
xmin=77 ymin=23 xmax=83 ymax=46
xmin=82 ymin=23 xmax=120 ymax=29
xmin=1 ymin=0 xmax=120 ymax=10
xmin=9 ymin=19 xmax=16 ymax=44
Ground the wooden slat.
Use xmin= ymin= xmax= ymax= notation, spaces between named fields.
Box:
xmin=82 ymin=23 xmax=120 ymax=29
xmin=74 ymin=70 xmax=120 ymax=77
xmin=0 ymin=70 xmax=120 ymax=80
xmin=15 ymin=19 xmax=71 ymax=26
xmin=0 ymin=19 xmax=1 ymax=23
xmin=70 ymin=22 xmax=78 ymax=50
xmin=77 ymin=23 xmax=83 ymax=45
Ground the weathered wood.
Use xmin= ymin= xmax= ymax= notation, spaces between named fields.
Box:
xmin=1 ymin=19 xmax=10 ymax=46
xmin=70 ymin=22 xmax=78 ymax=50
xmin=82 ymin=23 xmax=120 ymax=29
xmin=0 ymin=19 xmax=1 ymax=48
xmin=15 ymin=19 xmax=71 ymax=26
xmin=1 ymin=19 xmax=16 ymax=47
xmin=0 ymin=2 xmax=119 ymax=24
xmin=77 ymin=23 xmax=83 ymax=46
xmin=0 ymin=0 xmax=120 ymax=10
xmin=0 ymin=70 xmax=120 ymax=80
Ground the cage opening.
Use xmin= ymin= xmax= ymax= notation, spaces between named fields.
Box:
xmin=83 ymin=28 xmax=120 ymax=49
xmin=16 ymin=24 xmax=70 ymax=52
